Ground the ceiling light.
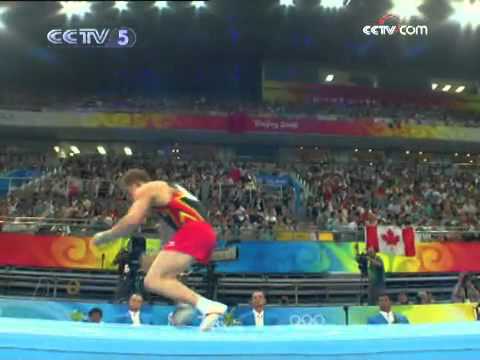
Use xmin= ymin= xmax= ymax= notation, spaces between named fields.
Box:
xmin=191 ymin=1 xmax=206 ymax=9
xmin=114 ymin=1 xmax=129 ymax=12
xmin=450 ymin=1 xmax=480 ymax=29
xmin=153 ymin=1 xmax=169 ymax=10
xmin=59 ymin=1 xmax=92 ymax=19
xmin=390 ymin=0 xmax=423 ymax=19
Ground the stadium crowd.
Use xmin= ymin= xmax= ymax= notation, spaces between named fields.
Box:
xmin=1 ymin=152 xmax=480 ymax=236
xmin=299 ymin=162 xmax=480 ymax=231
xmin=0 ymin=154 xmax=298 ymax=239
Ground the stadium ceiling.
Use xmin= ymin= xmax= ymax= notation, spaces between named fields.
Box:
xmin=0 ymin=1 xmax=477 ymax=29
xmin=49 ymin=0 xmax=480 ymax=29
xmin=0 ymin=0 xmax=479 ymax=95
xmin=0 ymin=0 xmax=454 ymax=29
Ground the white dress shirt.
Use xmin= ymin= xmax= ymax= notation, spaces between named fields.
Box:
xmin=129 ymin=310 xmax=141 ymax=326
xmin=253 ymin=310 xmax=264 ymax=327
xmin=380 ymin=311 xmax=395 ymax=324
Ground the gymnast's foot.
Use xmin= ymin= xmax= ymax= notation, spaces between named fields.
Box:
xmin=199 ymin=302 xmax=228 ymax=331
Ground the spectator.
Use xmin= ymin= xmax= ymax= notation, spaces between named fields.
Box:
xmin=238 ymin=290 xmax=278 ymax=327
xmin=452 ymin=272 xmax=480 ymax=303
xmin=87 ymin=307 xmax=103 ymax=323
xmin=367 ymin=294 xmax=410 ymax=325
xmin=279 ymin=295 xmax=289 ymax=305
xmin=366 ymin=247 xmax=385 ymax=306
xmin=417 ymin=291 xmax=434 ymax=304
xmin=115 ymin=293 xmax=152 ymax=326
xmin=397 ymin=292 xmax=410 ymax=305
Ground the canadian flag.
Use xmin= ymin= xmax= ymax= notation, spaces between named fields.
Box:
xmin=365 ymin=225 xmax=416 ymax=257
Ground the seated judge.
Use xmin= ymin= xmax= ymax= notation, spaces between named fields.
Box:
xmin=368 ymin=293 xmax=410 ymax=325
xmin=239 ymin=290 xmax=278 ymax=327
xmin=86 ymin=307 xmax=103 ymax=323
xmin=115 ymin=293 xmax=153 ymax=326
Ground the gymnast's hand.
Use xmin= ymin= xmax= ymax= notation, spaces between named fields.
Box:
xmin=93 ymin=230 xmax=115 ymax=246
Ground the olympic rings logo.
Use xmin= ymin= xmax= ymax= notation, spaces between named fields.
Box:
xmin=289 ymin=314 xmax=326 ymax=325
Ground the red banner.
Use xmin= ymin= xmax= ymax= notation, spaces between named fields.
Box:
xmin=0 ymin=232 xmax=98 ymax=269
xmin=2 ymin=232 xmax=480 ymax=273
xmin=118 ymin=113 xmax=480 ymax=143
xmin=163 ymin=115 xmax=228 ymax=131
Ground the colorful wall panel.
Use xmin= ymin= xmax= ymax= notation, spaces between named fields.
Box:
xmin=0 ymin=232 xmax=161 ymax=270
xmin=217 ymin=241 xmax=480 ymax=274
xmin=0 ymin=298 xmax=474 ymax=326
xmin=348 ymin=304 xmax=476 ymax=325
xmin=2 ymin=233 xmax=480 ymax=274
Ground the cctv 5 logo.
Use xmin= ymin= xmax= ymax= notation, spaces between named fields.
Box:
xmin=47 ymin=28 xmax=136 ymax=48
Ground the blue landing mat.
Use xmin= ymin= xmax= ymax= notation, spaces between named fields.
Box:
xmin=1 ymin=317 xmax=480 ymax=360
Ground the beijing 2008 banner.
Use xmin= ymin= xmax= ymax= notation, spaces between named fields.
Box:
xmin=3 ymin=110 xmax=480 ymax=143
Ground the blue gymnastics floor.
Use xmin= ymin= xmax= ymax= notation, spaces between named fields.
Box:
xmin=1 ymin=317 xmax=480 ymax=360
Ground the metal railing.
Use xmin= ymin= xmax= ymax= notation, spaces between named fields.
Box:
xmin=2 ymin=216 xmax=480 ymax=243
xmin=0 ymin=216 xmax=111 ymax=236
xmin=63 ymin=177 xmax=282 ymax=203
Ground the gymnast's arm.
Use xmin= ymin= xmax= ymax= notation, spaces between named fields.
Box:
xmin=93 ymin=188 xmax=152 ymax=246
xmin=93 ymin=197 xmax=150 ymax=245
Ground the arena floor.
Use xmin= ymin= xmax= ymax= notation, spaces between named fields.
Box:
xmin=0 ymin=317 xmax=479 ymax=359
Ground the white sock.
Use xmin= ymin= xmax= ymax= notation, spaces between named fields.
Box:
xmin=195 ymin=296 xmax=217 ymax=315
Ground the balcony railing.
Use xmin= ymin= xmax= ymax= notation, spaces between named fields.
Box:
xmin=1 ymin=216 xmax=480 ymax=243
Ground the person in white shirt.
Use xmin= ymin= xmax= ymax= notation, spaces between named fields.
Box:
xmin=115 ymin=293 xmax=153 ymax=326
xmin=128 ymin=293 xmax=143 ymax=326
xmin=252 ymin=291 xmax=265 ymax=327
xmin=367 ymin=294 xmax=409 ymax=325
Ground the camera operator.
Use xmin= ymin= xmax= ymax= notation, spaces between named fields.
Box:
xmin=452 ymin=272 xmax=480 ymax=303
xmin=113 ymin=235 xmax=147 ymax=303
xmin=354 ymin=243 xmax=368 ymax=278
xmin=355 ymin=244 xmax=385 ymax=305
